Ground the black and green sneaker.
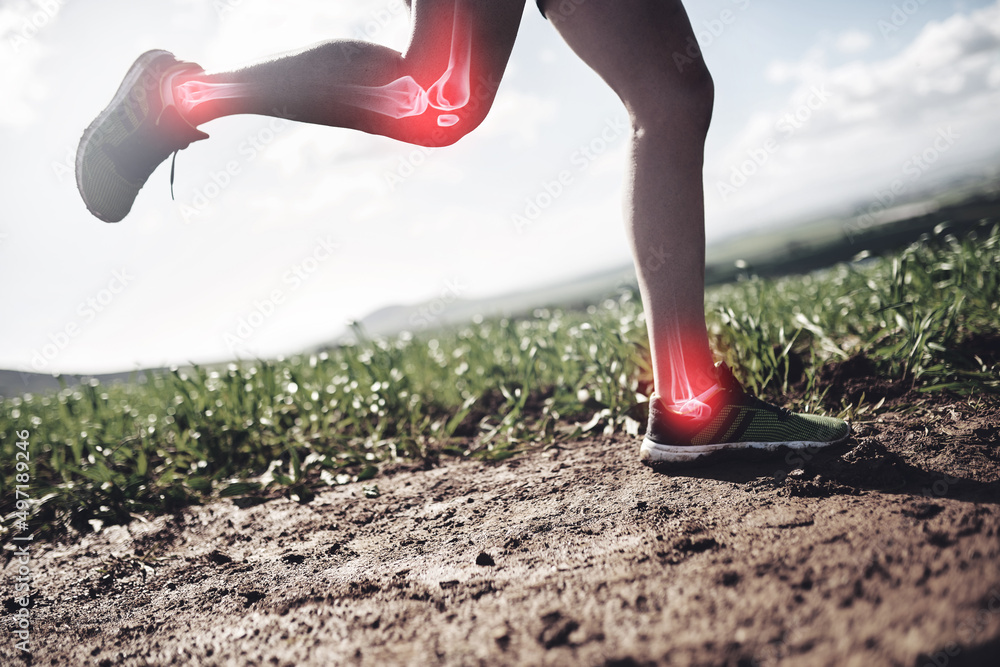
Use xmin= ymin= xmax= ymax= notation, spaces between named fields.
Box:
xmin=76 ymin=50 xmax=208 ymax=222
xmin=640 ymin=363 xmax=850 ymax=464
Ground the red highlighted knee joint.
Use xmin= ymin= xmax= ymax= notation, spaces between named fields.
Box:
xmin=337 ymin=4 xmax=473 ymax=128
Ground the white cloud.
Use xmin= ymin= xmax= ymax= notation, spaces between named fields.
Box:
xmin=470 ymin=88 xmax=557 ymax=149
xmin=199 ymin=0 xmax=411 ymax=68
xmin=0 ymin=0 xmax=67 ymax=126
xmin=765 ymin=45 xmax=826 ymax=85
xmin=708 ymin=1 xmax=1000 ymax=233
xmin=835 ymin=29 xmax=873 ymax=55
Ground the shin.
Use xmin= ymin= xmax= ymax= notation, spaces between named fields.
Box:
xmin=660 ymin=298 xmax=720 ymax=420
xmin=172 ymin=79 xmax=251 ymax=118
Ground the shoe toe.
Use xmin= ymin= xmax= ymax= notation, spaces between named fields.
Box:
xmin=798 ymin=413 xmax=850 ymax=443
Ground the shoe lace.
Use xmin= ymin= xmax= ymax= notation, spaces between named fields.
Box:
xmin=169 ymin=150 xmax=178 ymax=200
xmin=154 ymin=101 xmax=201 ymax=203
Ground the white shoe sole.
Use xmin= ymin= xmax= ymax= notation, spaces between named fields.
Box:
xmin=640 ymin=429 xmax=851 ymax=464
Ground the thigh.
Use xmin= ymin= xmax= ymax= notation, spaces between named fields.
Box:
xmin=404 ymin=0 xmax=526 ymax=91
xmin=543 ymin=0 xmax=710 ymax=109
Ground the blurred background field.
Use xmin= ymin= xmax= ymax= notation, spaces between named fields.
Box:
xmin=3 ymin=0 xmax=1000 ymax=542
xmin=5 ymin=0 xmax=1000 ymax=375
xmin=4 ymin=4 xmax=1000 ymax=663
xmin=2 ymin=211 xmax=997 ymax=543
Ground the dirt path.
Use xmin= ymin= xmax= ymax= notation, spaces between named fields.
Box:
xmin=5 ymin=392 xmax=1000 ymax=666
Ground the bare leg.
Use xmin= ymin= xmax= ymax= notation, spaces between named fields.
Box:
xmin=173 ymin=0 xmax=525 ymax=147
xmin=541 ymin=0 xmax=718 ymax=414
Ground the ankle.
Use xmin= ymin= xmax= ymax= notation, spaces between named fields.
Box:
xmin=663 ymin=382 xmax=721 ymax=420
xmin=162 ymin=69 xmax=200 ymax=125
xmin=162 ymin=69 xmax=234 ymax=127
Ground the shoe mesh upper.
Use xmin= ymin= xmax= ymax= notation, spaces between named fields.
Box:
xmin=76 ymin=50 xmax=207 ymax=222
xmin=646 ymin=364 xmax=849 ymax=447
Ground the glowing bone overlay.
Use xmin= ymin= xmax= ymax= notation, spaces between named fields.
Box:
xmin=336 ymin=6 xmax=473 ymax=127
xmin=660 ymin=316 xmax=720 ymax=421
xmin=172 ymin=6 xmax=473 ymax=129
xmin=172 ymin=79 xmax=245 ymax=115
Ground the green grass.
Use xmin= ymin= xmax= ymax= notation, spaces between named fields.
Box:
xmin=709 ymin=220 xmax=1000 ymax=401
xmin=2 ymin=220 xmax=997 ymax=542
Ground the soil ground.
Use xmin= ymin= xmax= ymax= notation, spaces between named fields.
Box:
xmin=4 ymin=381 xmax=1000 ymax=666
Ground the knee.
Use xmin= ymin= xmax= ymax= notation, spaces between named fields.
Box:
xmin=406 ymin=79 xmax=499 ymax=148
xmin=628 ymin=62 xmax=715 ymax=139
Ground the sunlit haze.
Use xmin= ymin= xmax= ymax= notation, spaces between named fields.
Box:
xmin=2 ymin=0 xmax=999 ymax=375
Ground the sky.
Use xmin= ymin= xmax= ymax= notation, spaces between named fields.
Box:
xmin=1 ymin=0 xmax=999 ymax=376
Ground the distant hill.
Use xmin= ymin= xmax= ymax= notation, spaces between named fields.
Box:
xmin=4 ymin=177 xmax=998 ymax=399
xmin=0 ymin=367 xmax=163 ymax=400
xmin=326 ymin=263 xmax=639 ymax=347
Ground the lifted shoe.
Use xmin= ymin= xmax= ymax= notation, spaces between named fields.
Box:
xmin=76 ymin=50 xmax=208 ymax=222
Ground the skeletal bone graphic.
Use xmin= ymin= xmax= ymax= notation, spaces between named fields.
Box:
xmin=171 ymin=5 xmax=472 ymax=129
xmin=661 ymin=299 xmax=720 ymax=421
xmin=335 ymin=5 xmax=473 ymax=127
xmin=173 ymin=79 xmax=247 ymax=115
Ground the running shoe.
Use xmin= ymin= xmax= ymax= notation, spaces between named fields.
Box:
xmin=640 ymin=363 xmax=850 ymax=464
xmin=76 ymin=50 xmax=208 ymax=222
